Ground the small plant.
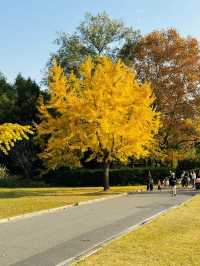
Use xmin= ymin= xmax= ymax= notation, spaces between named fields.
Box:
xmin=0 ymin=165 xmax=9 ymax=179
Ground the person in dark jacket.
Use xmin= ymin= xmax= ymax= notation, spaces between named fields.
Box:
xmin=169 ymin=171 xmax=177 ymax=196
xmin=147 ymin=171 xmax=154 ymax=191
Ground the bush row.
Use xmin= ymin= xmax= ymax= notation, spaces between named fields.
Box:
xmin=0 ymin=167 xmax=172 ymax=187
xmin=0 ymin=178 xmax=47 ymax=188
xmin=43 ymin=167 xmax=170 ymax=187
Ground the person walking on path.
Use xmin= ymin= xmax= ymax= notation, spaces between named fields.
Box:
xmin=181 ymin=170 xmax=185 ymax=186
xmin=191 ymin=170 xmax=196 ymax=190
xmin=169 ymin=170 xmax=177 ymax=197
xmin=147 ymin=171 xmax=154 ymax=191
xmin=157 ymin=179 xmax=162 ymax=190
xmin=182 ymin=171 xmax=189 ymax=188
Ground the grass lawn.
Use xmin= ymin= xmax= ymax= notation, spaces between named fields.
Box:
xmin=74 ymin=195 xmax=200 ymax=266
xmin=0 ymin=186 xmax=145 ymax=219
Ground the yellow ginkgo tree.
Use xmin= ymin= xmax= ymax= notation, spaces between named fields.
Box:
xmin=37 ymin=56 xmax=161 ymax=190
xmin=0 ymin=123 xmax=32 ymax=154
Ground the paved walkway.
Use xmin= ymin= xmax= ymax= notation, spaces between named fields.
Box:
xmin=0 ymin=191 xmax=197 ymax=266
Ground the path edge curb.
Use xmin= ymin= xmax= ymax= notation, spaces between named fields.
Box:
xmin=0 ymin=192 xmax=128 ymax=224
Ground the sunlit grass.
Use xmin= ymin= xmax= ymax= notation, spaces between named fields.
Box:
xmin=75 ymin=195 xmax=200 ymax=266
xmin=0 ymin=186 xmax=145 ymax=219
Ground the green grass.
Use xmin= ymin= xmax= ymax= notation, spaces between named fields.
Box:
xmin=74 ymin=195 xmax=200 ymax=266
xmin=0 ymin=186 xmax=145 ymax=219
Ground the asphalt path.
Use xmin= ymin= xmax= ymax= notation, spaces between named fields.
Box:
xmin=0 ymin=191 xmax=197 ymax=266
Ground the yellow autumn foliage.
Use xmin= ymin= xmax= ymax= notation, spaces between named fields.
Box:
xmin=0 ymin=123 xmax=32 ymax=154
xmin=37 ymin=56 xmax=161 ymax=170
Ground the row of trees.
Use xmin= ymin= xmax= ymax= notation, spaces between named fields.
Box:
xmin=49 ymin=13 xmax=200 ymax=166
xmin=1 ymin=12 xmax=200 ymax=189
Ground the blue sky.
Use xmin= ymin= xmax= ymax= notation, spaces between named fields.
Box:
xmin=1 ymin=0 xmax=200 ymax=84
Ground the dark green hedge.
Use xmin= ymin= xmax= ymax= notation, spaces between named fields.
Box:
xmin=0 ymin=167 xmax=171 ymax=187
xmin=177 ymin=160 xmax=200 ymax=171
xmin=0 ymin=178 xmax=47 ymax=188
xmin=43 ymin=167 xmax=170 ymax=187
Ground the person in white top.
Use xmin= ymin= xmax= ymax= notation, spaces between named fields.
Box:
xmin=191 ymin=170 xmax=196 ymax=190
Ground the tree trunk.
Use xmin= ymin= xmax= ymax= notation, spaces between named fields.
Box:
xmin=103 ymin=162 xmax=110 ymax=191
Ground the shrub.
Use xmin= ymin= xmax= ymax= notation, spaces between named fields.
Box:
xmin=177 ymin=159 xmax=200 ymax=171
xmin=43 ymin=166 xmax=170 ymax=187
xmin=0 ymin=164 xmax=9 ymax=179
xmin=0 ymin=177 xmax=47 ymax=188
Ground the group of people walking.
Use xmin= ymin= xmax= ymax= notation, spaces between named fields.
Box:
xmin=180 ymin=170 xmax=197 ymax=188
xmin=146 ymin=169 xmax=200 ymax=196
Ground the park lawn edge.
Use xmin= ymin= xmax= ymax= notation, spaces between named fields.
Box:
xmin=0 ymin=186 xmax=145 ymax=219
xmin=0 ymin=192 xmax=127 ymax=224
xmin=73 ymin=194 xmax=200 ymax=266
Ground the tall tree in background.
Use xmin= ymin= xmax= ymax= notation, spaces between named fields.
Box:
xmin=14 ymin=74 xmax=40 ymax=124
xmin=49 ymin=12 xmax=140 ymax=75
xmin=0 ymin=74 xmax=40 ymax=177
xmin=0 ymin=73 xmax=16 ymax=123
xmin=120 ymin=29 xmax=200 ymax=165
xmin=0 ymin=74 xmax=32 ymax=154
xmin=37 ymin=57 xmax=160 ymax=190
xmin=9 ymin=75 xmax=41 ymax=178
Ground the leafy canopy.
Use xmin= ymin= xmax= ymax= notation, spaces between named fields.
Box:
xmin=120 ymin=29 xmax=200 ymax=159
xmin=38 ymin=56 xmax=160 ymax=170
xmin=50 ymin=12 xmax=140 ymax=75
xmin=0 ymin=123 xmax=32 ymax=154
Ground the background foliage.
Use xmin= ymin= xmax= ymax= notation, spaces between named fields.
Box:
xmin=1 ymin=12 xmax=200 ymax=186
